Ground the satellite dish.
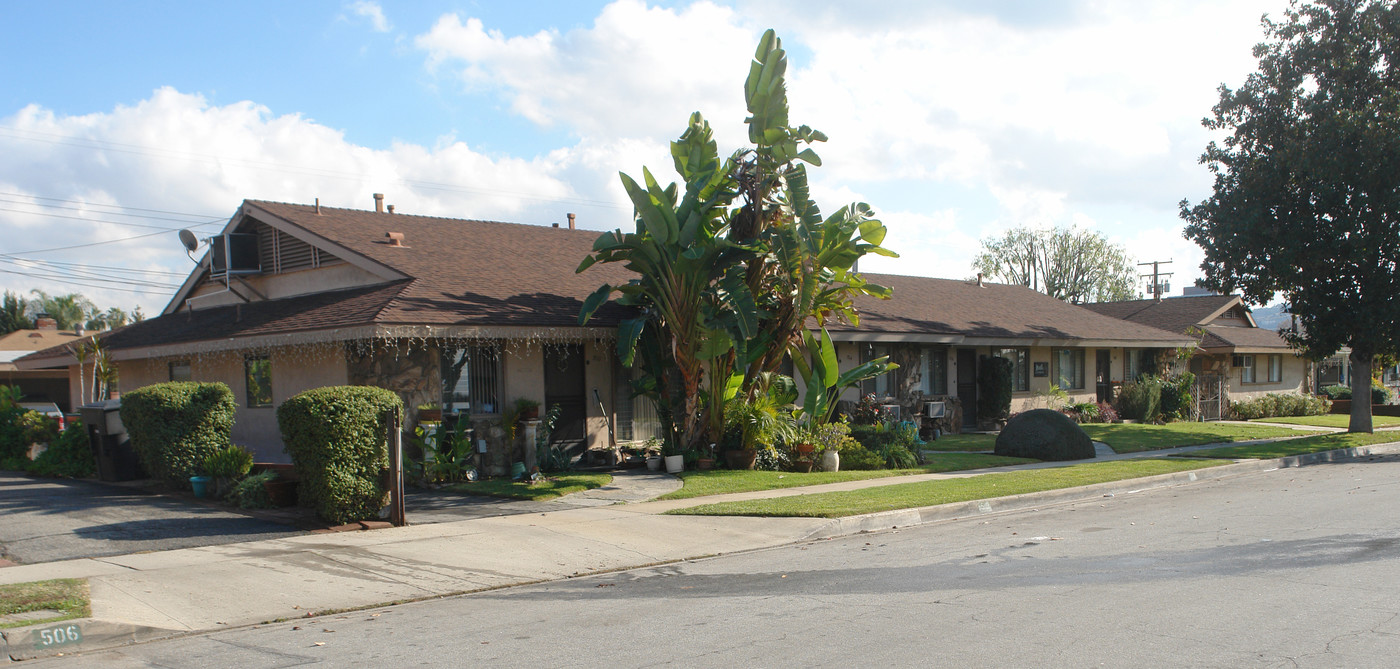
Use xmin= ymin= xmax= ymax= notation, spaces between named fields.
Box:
xmin=178 ymin=229 xmax=199 ymax=253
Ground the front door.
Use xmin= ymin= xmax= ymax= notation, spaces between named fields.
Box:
xmin=957 ymin=349 xmax=978 ymax=428
xmin=1096 ymin=349 xmax=1112 ymax=403
xmin=544 ymin=345 xmax=587 ymax=456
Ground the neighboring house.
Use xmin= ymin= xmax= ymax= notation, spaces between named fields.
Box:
xmin=16 ymin=197 xmax=1196 ymax=466
xmin=1082 ymin=294 xmax=1310 ymax=417
xmin=0 ymin=318 xmax=87 ymax=412
xmin=831 ymin=275 xmax=1195 ymax=428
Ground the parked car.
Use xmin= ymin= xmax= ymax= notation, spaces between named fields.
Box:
xmin=18 ymin=402 xmax=65 ymax=431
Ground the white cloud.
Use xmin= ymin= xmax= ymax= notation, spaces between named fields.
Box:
xmin=351 ymin=1 xmax=392 ymax=33
xmin=415 ymin=0 xmax=757 ymax=144
xmin=0 ymin=88 xmax=623 ymax=312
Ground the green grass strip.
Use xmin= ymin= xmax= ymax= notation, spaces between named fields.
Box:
xmin=445 ymin=472 xmax=612 ymax=501
xmin=1081 ymin=422 xmax=1317 ymax=453
xmin=669 ymin=458 xmax=1228 ymax=518
xmin=0 ymin=578 xmax=90 ymax=630
xmin=1253 ymin=414 xmax=1400 ymax=428
xmin=1183 ymin=431 xmax=1400 ymax=459
xmin=921 ymin=433 xmax=997 ymax=452
xmin=657 ymin=453 xmax=1033 ymax=501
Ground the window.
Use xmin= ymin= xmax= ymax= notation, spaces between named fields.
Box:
xmin=862 ymin=344 xmax=895 ymax=398
xmin=615 ymin=363 xmax=663 ymax=442
xmin=1239 ymin=354 xmax=1256 ymax=383
xmin=993 ymin=348 xmax=1030 ymax=392
xmin=169 ymin=361 xmax=191 ymax=383
xmin=244 ymin=356 xmax=273 ymax=407
xmin=441 ymin=344 xmax=502 ymax=415
xmin=1268 ymin=354 xmax=1282 ymax=383
xmin=1053 ymin=348 xmax=1085 ymax=390
xmin=921 ymin=347 xmax=948 ymax=395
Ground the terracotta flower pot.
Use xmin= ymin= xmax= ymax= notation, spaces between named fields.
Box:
xmin=791 ymin=459 xmax=814 ymax=473
xmin=723 ymin=449 xmax=757 ymax=470
xmin=697 ymin=457 xmax=714 ymax=471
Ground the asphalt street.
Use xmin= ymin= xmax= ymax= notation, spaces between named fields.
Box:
xmin=0 ymin=472 xmax=301 ymax=564
xmin=31 ymin=454 xmax=1400 ymax=668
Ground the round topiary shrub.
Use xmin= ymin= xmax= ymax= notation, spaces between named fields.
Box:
xmin=278 ymin=386 xmax=402 ymax=524
xmin=995 ymin=409 xmax=1095 ymax=461
xmin=121 ymin=382 xmax=236 ymax=486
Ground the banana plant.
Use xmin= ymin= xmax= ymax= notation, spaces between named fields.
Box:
xmin=578 ymin=113 xmax=759 ymax=450
xmin=790 ymin=327 xmax=897 ymax=424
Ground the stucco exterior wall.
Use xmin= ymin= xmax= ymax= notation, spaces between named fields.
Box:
xmin=1225 ymin=354 xmax=1309 ymax=401
xmin=186 ymin=264 xmax=387 ymax=309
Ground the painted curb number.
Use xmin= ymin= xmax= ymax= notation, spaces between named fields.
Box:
xmin=34 ymin=624 xmax=82 ymax=649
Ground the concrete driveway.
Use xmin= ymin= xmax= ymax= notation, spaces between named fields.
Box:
xmin=0 ymin=471 xmax=303 ymax=565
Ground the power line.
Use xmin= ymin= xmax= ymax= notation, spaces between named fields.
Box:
xmin=0 ymin=206 xmax=226 ymax=231
xmin=0 ymin=255 xmax=185 ymax=276
xmin=0 ymin=258 xmax=182 ymax=288
xmin=0 ymin=191 xmax=227 ymax=220
xmin=6 ymin=228 xmax=188 ymax=255
xmin=0 ymin=267 xmax=175 ymax=296
xmin=0 ymin=198 xmax=224 ymax=226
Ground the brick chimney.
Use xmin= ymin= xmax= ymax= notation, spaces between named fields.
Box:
xmin=568 ymin=213 xmax=576 ymax=230
xmin=35 ymin=314 xmax=57 ymax=330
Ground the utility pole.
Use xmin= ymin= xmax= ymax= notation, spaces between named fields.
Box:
xmin=1138 ymin=259 xmax=1173 ymax=302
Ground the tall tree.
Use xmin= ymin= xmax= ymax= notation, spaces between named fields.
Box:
xmin=1181 ymin=0 xmax=1400 ymax=433
xmin=27 ymin=290 xmax=94 ymax=330
xmin=0 ymin=291 xmax=30 ymax=335
xmin=971 ymin=226 xmax=1138 ymax=303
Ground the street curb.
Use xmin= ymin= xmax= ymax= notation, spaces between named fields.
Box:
xmin=2 ymin=618 xmax=183 ymax=663
xmin=798 ymin=441 xmax=1400 ymax=541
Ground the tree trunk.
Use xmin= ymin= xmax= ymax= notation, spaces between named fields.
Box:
xmin=1349 ymin=350 xmax=1373 ymax=433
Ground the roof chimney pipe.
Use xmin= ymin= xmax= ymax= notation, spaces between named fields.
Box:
xmin=977 ymin=272 xmax=984 ymax=287
xmin=373 ymin=193 xmax=384 ymax=213
xmin=387 ymin=204 xmax=395 ymax=214
xmin=567 ymin=212 xmax=576 ymax=230
xmin=315 ymin=198 xmax=322 ymax=215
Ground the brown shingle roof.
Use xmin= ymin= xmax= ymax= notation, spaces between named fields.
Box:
xmin=836 ymin=275 xmax=1191 ymax=343
xmin=1081 ymin=295 xmax=1292 ymax=351
xmin=245 ymin=200 xmax=636 ymax=328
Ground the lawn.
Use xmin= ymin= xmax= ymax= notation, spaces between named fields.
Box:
xmin=1183 ymin=431 xmax=1400 ymax=460
xmin=0 ymin=579 xmax=89 ymax=630
xmin=922 ymin=433 xmax=997 ymax=452
xmin=1081 ymin=422 xmax=1318 ymax=453
xmin=669 ymin=458 xmax=1230 ymax=518
xmin=657 ymin=453 xmax=1033 ymax=501
xmin=445 ymin=472 xmax=612 ymax=501
xmin=1253 ymin=414 xmax=1400 ymax=428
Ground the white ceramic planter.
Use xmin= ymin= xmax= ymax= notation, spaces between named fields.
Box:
xmin=664 ymin=454 xmax=684 ymax=474
xmin=822 ymin=449 xmax=840 ymax=472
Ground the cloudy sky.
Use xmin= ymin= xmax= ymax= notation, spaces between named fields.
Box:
xmin=1 ymin=0 xmax=1287 ymax=315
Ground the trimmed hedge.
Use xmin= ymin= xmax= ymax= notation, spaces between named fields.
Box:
xmin=1230 ymin=393 xmax=1331 ymax=420
xmin=278 ymin=386 xmax=402 ymax=524
xmin=996 ymin=409 xmax=1095 ymax=461
xmin=121 ymin=382 xmax=236 ymax=485
xmin=1117 ymin=377 xmax=1162 ymax=423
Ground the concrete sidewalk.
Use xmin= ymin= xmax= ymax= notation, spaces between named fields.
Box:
xmin=5 ymin=435 xmax=1400 ymax=661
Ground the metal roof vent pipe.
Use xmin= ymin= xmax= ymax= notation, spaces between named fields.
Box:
xmin=373 ymin=193 xmax=384 ymax=213
xmin=315 ymin=198 xmax=322 ymax=215
xmin=977 ymin=272 xmax=984 ymax=287
xmin=387 ymin=204 xmax=395 ymax=214
xmin=568 ymin=212 xmax=576 ymax=230
xmin=385 ymin=232 xmax=406 ymax=247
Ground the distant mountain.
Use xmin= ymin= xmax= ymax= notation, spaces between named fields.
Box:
xmin=1250 ymin=304 xmax=1291 ymax=331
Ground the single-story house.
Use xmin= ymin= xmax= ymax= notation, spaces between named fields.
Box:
xmin=1082 ymin=294 xmax=1310 ymax=418
xmin=0 ymin=318 xmax=87 ymax=412
xmin=17 ymin=197 xmax=1197 ymax=467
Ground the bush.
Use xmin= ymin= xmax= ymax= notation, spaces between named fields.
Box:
xmin=978 ymin=356 xmax=1014 ymax=421
xmin=1160 ymin=372 xmax=1196 ymax=421
xmin=204 ymin=445 xmax=254 ymax=479
xmin=1095 ymin=402 xmax=1119 ymax=423
xmin=1230 ymin=393 xmax=1331 ymax=420
xmin=228 ymin=471 xmax=277 ymax=509
xmin=26 ymin=420 xmax=96 ymax=478
xmin=18 ymin=411 xmax=59 ymax=446
xmin=1116 ymin=377 xmax=1162 ymax=422
xmin=1373 ymin=382 xmax=1393 ymax=405
xmin=1062 ymin=402 xmax=1100 ymax=424
xmin=995 ymin=409 xmax=1095 ymax=461
xmin=839 ymin=444 xmax=886 ymax=470
xmin=121 ymin=382 xmax=236 ymax=486
xmin=278 ymin=386 xmax=402 ymax=524
xmin=1320 ymin=383 xmax=1388 ymax=405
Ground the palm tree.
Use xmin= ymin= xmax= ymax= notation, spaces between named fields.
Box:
xmin=28 ymin=290 xmax=94 ymax=330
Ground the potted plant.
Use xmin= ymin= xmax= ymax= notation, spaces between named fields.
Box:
xmin=662 ymin=441 xmax=685 ymax=474
xmin=203 ymin=444 xmax=254 ymax=498
xmin=513 ymin=397 xmax=541 ymax=421
xmin=696 ymin=443 xmax=715 ymax=471
xmin=416 ymin=402 xmax=442 ymax=423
